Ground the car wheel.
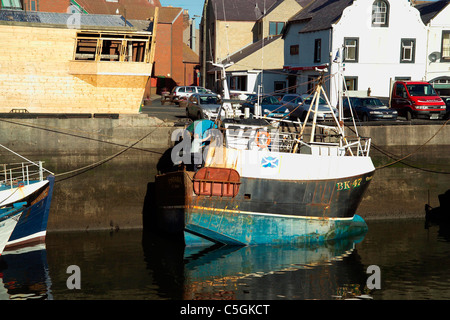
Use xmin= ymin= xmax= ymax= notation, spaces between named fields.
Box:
xmin=406 ymin=109 xmax=412 ymax=121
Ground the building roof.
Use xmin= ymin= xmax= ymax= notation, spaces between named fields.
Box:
xmin=0 ymin=9 xmax=137 ymax=28
xmin=286 ymin=0 xmax=353 ymax=33
xmin=415 ymin=0 xmax=450 ymax=24
xmin=210 ymin=0 xmax=311 ymax=21
xmin=75 ymin=0 xmax=160 ymax=20
xmin=148 ymin=6 xmax=183 ymax=24
xmin=183 ymin=44 xmax=199 ymax=64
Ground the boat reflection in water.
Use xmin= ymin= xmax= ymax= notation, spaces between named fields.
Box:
xmin=143 ymin=231 xmax=372 ymax=300
xmin=0 ymin=244 xmax=52 ymax=300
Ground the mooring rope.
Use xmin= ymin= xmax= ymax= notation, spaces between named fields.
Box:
xmin=0 ymin=118 xmax=170 ymax=183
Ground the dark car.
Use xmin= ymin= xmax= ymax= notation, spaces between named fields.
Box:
xmin=240 ymin=94 xmax=289 ymax=118
xmin=343 ymin=97 xmax=398 ymax=121
xmin=280 ymin=94 xmax=304 ymax=120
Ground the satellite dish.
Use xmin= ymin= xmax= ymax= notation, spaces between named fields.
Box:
xmin=428 ymin=52 xmax=439 ymax=62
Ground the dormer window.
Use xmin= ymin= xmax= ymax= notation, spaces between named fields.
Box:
xmin=372 ymin=0 xmax=389 ymax=27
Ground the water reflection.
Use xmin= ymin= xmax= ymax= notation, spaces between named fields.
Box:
xmin=2 ymin=218 xmax=450 ymax=300
xmin=142 ymin=232 xmax=371 ymax=300
xmin=0 ymin=245 xmax=52 ymax=300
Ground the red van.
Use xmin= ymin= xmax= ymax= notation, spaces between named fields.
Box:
xmin=390 ymin=81 xmax=446 ymax=120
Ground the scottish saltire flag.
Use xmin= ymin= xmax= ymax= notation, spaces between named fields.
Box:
xmin=261 ymin=156 xmax=279 ymax=169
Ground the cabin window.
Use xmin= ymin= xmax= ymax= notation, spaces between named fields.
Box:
xmin=1 ymin=0 xmax=22 ymax=9
xmin=74 ymin=32 xmax=150 ymax=62
xmin=344 ymin=38 xmax=359 ymax=62
xmin=400 ymin=38 xmax=415 ymax=63
xmin=372 ymin=0 xmax=389 ymax=28
xmin=442 ymin=31 xmax=450 ymax=61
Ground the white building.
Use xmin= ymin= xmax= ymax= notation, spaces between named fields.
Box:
xmin=417 ymin=1 xmax=450 ymax=99
xmin=283 ymin=0 xmax=431 ymax=106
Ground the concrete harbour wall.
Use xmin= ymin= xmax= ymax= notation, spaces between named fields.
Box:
xmin=0 ymin=116 xmax=448 ymax=231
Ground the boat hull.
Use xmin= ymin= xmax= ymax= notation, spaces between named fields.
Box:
xmin=154 ymin=165 xmax=374 ymax=245
xmin=0 ymin=209 xmax=23 ymax=255
xmin=5 ymin=176 xmax=54 ymax=249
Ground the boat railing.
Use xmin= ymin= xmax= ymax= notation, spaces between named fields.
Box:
xmin=0 ymin=161 xmax=47 ymax=188
xmin=223 ymin=120 xmax=371 ymax=157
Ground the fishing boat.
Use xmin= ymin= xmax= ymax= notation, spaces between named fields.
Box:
xmin=0 ymin=145 xmax=54 ymax=249
xmin=0 ymin=204 xmax=24 ymax=255
xmin=152 ymin=71 xmax=375 ymax=246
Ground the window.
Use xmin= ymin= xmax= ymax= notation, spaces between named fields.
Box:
xmin=230 ymin=75 xmax=247 ymax=91
xmin=1 ymin=0 xmax=22 ymax=9
xmin=372 ymin=0 xmax=389 ymax=27
xmin=274 ymin=81 xmax=286 ymax=92
xmin=442 ymin=31 xmax=450 ymax=61
xmin=400 ymin=38 xmax=415 ymax=63
xmin=344 ymin=38 xmax=359 ymax=62
xmin=314 ymin=39 xmax=321 ymax=63
xmin=395 ymin=83 xmax=407 ymax=98
xmin=345 ymin=77 xmax=358 ymax=91
xmin=269 ymin=22 xmax=285 ymax=35
xmin=290 ymin=45 xmax=299 ymax=55
xmin=74 ymin=32 xmax=151 ymax=62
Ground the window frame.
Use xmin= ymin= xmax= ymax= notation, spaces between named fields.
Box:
xmin=344 ymin=37 xmax=359 ymax=63
xmin=290 ymin=44 xmax=299 ymax=56
xmin=269 ymin=21 xmax=285 ymax=36
xmin=441 ymin=30 xmax=450 ymax=62
xmin=372 ymin=0 xmax=389 ymax=28
xmin=314 ymin=39 xmax=321 ymax=63
xmin=400 ymin=38 xmax=416 ymax=63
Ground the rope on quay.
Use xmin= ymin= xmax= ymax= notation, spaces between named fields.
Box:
xmin=0 ymin=118 xmax=168 ymax=183
xmin=372 ymin=118 xmax=450 ymax=174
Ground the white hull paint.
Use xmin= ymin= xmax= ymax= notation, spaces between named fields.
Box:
xmin=0 ymin=212 xmax=22 ymax=255
xmin=0 ymin=180 xmax=48 ymax=207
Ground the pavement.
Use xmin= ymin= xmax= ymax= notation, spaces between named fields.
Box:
xmin=141 ymin=95 xmax=189 ymax=125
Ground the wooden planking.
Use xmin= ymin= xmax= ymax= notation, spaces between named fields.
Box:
xmin=0 ymin=24 xmax=155 ymax=114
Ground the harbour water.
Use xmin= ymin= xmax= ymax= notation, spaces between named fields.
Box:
xmin=1 ymin=217 xmax=450 ymax=301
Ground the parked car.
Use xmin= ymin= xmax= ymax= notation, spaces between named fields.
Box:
xmin=298 ymin=94 xmax=338 ymax=121
xmin=390 ymin=81 xmax=446 ymax=120
xmin=280 ymin=94 xmax=304 ymax=120
xmin=240 ymin=94 xmax=290 ymax=118
xmin=342 ymin=97 xmax=397 ymax=121
xmin=170 ymin=86 xmax=210 ymax=105
xmin=186 ymin=93 xmax=223 ymax=120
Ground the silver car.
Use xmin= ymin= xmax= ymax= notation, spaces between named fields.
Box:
xmin=186 ymin=93 xmax=222 ymax=120
xmin=298 ymin=94 xmax=338 ymax=121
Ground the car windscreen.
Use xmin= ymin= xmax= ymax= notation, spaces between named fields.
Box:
xmin=303 ymin=97 xmax=326 ymax=105
xmin=199 ymin=96 xmax=219 ymax=104
xmin=361 ymin=98 xmax=384 ymax=106
xmin=262 ymin=96 xmax=280 ymax=105
xmin=406 ymin=84 xmax=438 ymax=96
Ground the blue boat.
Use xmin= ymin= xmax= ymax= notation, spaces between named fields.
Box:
xmin=152 ymin=74 xmax=374 ymax=246
xmin=0 ymin=146 xmax=54 ymax=250
xmin=6 ymin=176 xmax=54 ymax=249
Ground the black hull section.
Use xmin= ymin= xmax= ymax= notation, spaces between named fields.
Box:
xmin=193 ymin=172 xmax=374 ymax=219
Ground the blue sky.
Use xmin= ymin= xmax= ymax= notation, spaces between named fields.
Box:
xmin=159 ymin=0 xmax=205 ymax=26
